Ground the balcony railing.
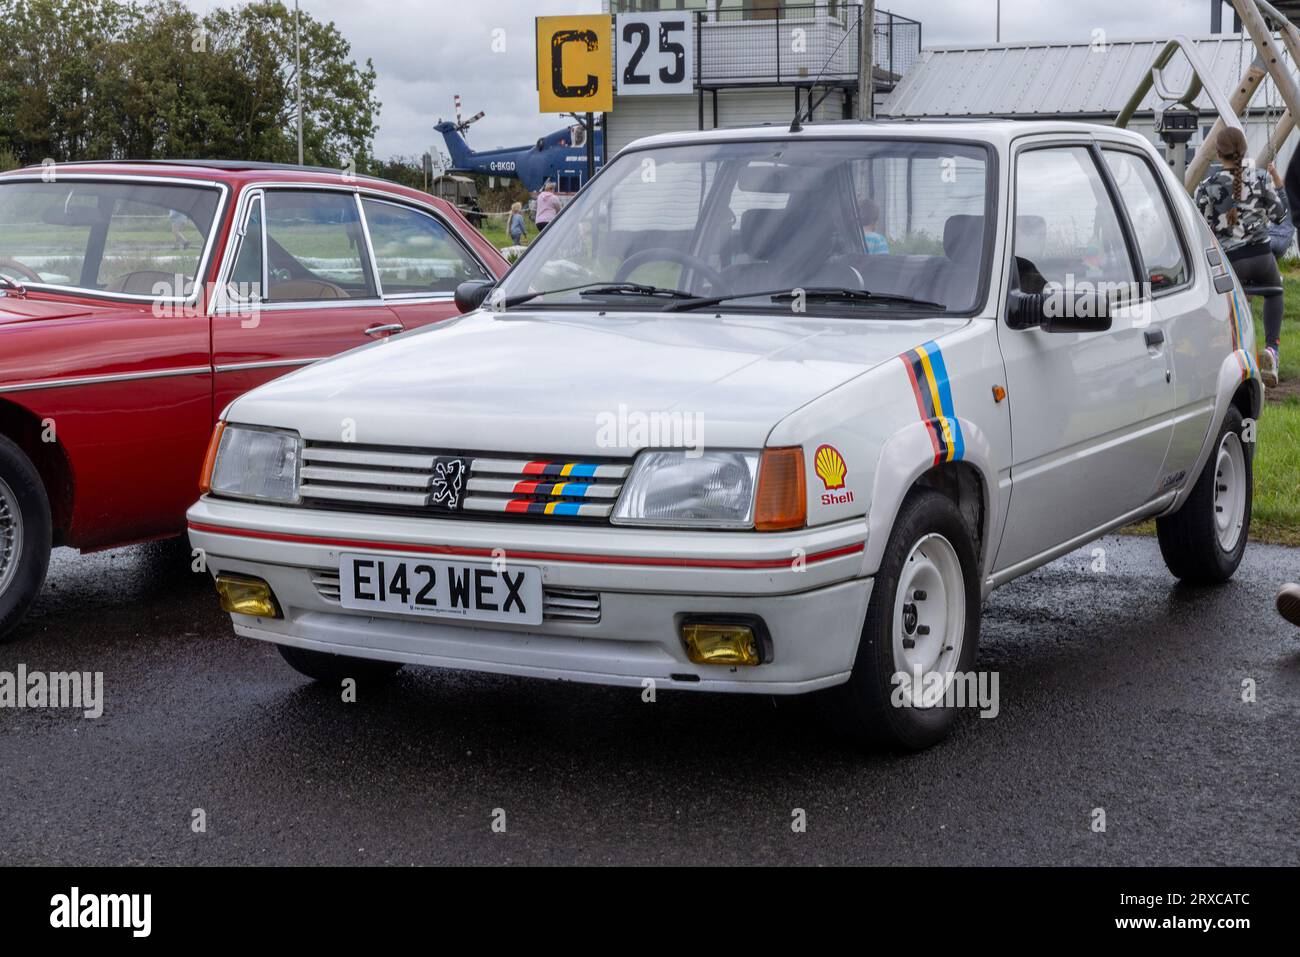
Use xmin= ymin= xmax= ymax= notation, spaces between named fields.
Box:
xmin=610 ymin=3 xmax=920 ymax=88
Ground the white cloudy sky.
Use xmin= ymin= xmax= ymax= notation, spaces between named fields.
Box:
xmin=188 ymin=0 xmax=1219 ymax=159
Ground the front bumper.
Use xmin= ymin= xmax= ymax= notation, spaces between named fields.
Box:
xmin=187 ymin=497 xmax=873 ymax=694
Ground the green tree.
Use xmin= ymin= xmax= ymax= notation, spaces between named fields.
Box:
xmin=369 ymin=155 xmax=424 ymax=190
xmin=0 ymin=0 xmax=380 ymax=167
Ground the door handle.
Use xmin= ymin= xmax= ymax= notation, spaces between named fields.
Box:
xmin=364 ymin=323 xmax=405 ymax=339
xmin=1144 ymin=328 xmax=1165 ymax=348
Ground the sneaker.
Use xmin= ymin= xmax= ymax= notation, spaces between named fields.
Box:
xmin=1260 ymin=346 xmax=1279 ymax=388
xmin=1278 ymin=583 xmax=1300 ymax=627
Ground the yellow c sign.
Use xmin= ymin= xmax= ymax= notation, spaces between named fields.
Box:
xmin=536 ymin=15 xmax=613 ymax=114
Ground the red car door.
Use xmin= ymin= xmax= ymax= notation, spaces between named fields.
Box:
xmin=0 ymin=174 xmax=223 ymax=550
xmin=359 ymin=197 xmax=500 ymax=331
xmin=212 ymin=187 xmax=401 ymax=414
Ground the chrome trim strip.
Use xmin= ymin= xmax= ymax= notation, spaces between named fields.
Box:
xmin=300 ymin=484 xmax=430 ymax=507
xmin=381 ymin=293 xmax=456 ymax=303
xmin=471 ymin=458 xmax=631 ymax=480
xmin=302 ymin=446 xmax=437 ymax=469
xmin=211 ymin=189 xmax=264 ymax=312
xmin=355 ymin=192 xmax=384 ymax=298
xmin=216 ymin=298 xmax=386 ymax=314
xmin=215 ymin=358 xmax=323 ymax=373
xmin=300 ymin=465 xmax=431 ymax=489
xmin=0 ymin=365 xmax=211 ymax=394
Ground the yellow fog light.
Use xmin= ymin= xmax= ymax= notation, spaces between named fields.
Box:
xmin=215 ymin=575 xmax=282 ymax=619
xmin=681 ymin=621 xmax=762 ymax=666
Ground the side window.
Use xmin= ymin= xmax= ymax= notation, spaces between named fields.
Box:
xmin=360 ymin=199 xmax=490 ymax=295
xmin=265 ymin=191 xmax=375 ymax=302
xmin=97 ymin=189 xmax=218 ymax=296
xmin=1013 ymin=147 xmax=1136 ymax=295
xmin=1102 ymin=150 xmax=1189 ymax=291
xmin=229 ymin=194 xmax=264 ymax=301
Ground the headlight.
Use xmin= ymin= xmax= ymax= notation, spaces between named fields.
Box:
xmin=208 ymin=425 xmax=301 ymax=504
xmin=612 ymin=451 xmax=759 ymax=528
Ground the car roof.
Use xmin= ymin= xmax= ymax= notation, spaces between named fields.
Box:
xmin=1 ymin=158 xmax=392 ymax=181
xmin=0 ymin=159 xmax=461 ymax=214
xmin=622 ymin=118 xmax=1152 ymax=154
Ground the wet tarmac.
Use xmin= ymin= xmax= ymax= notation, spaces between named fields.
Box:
xmin=1 ymin=533 xmax=1297 ymax=865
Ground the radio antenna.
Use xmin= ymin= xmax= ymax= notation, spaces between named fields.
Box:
xmin=791 ymin=7 xmax=867 ymax=133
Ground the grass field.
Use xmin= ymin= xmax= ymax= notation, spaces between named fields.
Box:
xmin=477 ymin=216 xmax=513 ymax=250
xmin=1248 ymin=267 xmax=1300 ymax=544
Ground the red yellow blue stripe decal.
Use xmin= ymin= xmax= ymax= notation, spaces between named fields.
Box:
xmin=1226 ymin=287 xmax=1259 ymax=382
xmin=504 ymin=499 xmax=585 ymax=515
xmin=901 ymin=341 xmax=965 ymax=466
xmin=511 ymin=480 xmax=595 ymax=497
xmin=521 ymin=461 xmax=600 ymax=478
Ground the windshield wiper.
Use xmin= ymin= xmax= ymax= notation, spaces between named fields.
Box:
xmin=0 ymin=274 xmax=27 ymax=297
xmin=578 ymin=282 xmax=694 ymax=301
xmin=664 ymin=286 xmax=948 ymax=313
xmin=501 ymin=280 xmax=693 ymax=309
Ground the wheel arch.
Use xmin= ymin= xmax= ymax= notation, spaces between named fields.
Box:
xmin=863 ymin=419 xmax=1000 ymax=584
xmin=1165 ymin=358 xmax=1264 ymax=518
xmin=0 ymin=397 xmax=73 ymax=546
xmin=1231 ymin=375 xmax=1262 ymax=424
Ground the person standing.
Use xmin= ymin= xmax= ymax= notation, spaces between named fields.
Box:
xmin=168 ymin=209 xmax=191 ymax=250
xmin=534 ymin=180 xmax=560 ymax=232
xmin=508 ymin=202 xmax=528 ymax=246
xmin=1195 ymin=127 xmax=1287 ymax=387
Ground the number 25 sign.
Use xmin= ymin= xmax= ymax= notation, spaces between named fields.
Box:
xmin=616 ymin=11 xmax=695 ymax=96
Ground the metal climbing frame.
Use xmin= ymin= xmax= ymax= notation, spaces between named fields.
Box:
xmin=1116 ymin=0 xmax=1300 ymax=192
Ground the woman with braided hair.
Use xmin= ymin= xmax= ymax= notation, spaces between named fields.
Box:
xmin=1195 ymin=126 xmax=1288 ymax=386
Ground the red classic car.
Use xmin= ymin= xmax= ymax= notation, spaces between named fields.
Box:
xmin=0 ymin=160 xmax=509 ymax=640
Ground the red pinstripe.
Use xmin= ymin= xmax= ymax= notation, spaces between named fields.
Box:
xmin=187 ymin=522 xmax=864 ymax=570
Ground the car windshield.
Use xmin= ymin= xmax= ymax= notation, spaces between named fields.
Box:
xmin=0 ymin=179 xmax=221 ymax=299
xmin=499 ymin=137 xmax=994 ymax=314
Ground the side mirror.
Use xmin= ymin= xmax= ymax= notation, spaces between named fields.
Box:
xmin=454 ymin=280 xmax=495 ymax=312
xmin=1007 ymin=288 xmax=1113 ymax=334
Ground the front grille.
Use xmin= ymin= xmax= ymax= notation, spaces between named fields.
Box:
xmin=540 ymin=587 xmax=602 ymax=622
xmin=298 ymin=442 xmax=630 ymax=522
xmin=310 ymin=570 xmax=600 ymax=623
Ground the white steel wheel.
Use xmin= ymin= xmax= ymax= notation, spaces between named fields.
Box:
xmin=1213 ymin=431 xmax=1247 ymax=553
xmin=0 ymin=476 xmax=22 ymax=599
xmin=891 ymin=532 xmax=965 ymax=709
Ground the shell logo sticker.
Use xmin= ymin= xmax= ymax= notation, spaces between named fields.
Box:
xmin=814 ymin=444 xmax=847 ymax=491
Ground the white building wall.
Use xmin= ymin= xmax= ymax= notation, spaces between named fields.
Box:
xmin=606 ymin=88 xmax=846 ymax=157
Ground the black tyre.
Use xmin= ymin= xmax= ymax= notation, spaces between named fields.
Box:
xmin=0 ymin=435 xmax=52 ymax=643
xmin=1156 ymin=405 xmax=1251 ymax=584
xmin=277 ymin=643 xmax=404 ymax=684
xmin=821 ymin=488 xmax=981 ymax=751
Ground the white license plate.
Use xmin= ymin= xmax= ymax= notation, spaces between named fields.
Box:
xmin=338 ymin=553 xmax=543 ymax=625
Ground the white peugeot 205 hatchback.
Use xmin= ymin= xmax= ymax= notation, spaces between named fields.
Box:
xmin=188 ymin=121 xmax=1262 ymax=750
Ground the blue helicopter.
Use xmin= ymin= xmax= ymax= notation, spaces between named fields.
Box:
xmin=435 ymin=98 xmax=605 ymax=194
